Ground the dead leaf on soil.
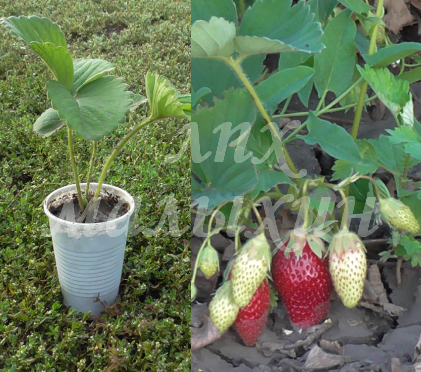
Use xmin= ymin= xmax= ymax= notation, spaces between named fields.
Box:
xmin=410 ymin=0 xmax=421 ymax=11
xmin=413 ymin=332 xmax=421 ymax=370
xmin=319 ymin=339 xmax=343 ymax=355
xmin=384 ymin=0 xmax=415 ymax=34
xmin=191 ymin=314 xmax=222 ymax=351
xmin=303 ymin=345 xmax=349 ymax=370
xmin=257 ymin=321 xmax=333 ymax=358
xmin=360 ymin=265 xmax=407 ymax=316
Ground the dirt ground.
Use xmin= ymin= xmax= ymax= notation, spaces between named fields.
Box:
xmin=191 ymin=34 xmax=421 ymax=371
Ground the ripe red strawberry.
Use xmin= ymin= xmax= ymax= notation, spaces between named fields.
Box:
xmin=272 ymin=232 xmax=332 ymax=329
xmin=234 ymin=278 xmax=270 ymax=346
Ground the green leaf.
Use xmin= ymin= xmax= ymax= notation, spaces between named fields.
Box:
xmin=239 ymin=0 xmax=324 ymax=54
xmin=307 ymin=0 xmax=338 ymax=24
xmin=191 ymin=89 xmax=258 ymax=209
xmin=191 ymin=0 xmax=238 ymax=26
xmin=145 ymin=72 xmax=185 ymax=119
xmin=47 ymin=77 xmax=134 ymax=141
xmin=255 ymin=66 xmax=315 ymax=113
xmin=349 ymin=178 xmax=374 ymax=214
xmin=241 ymin=117 xmax=282 ymax=168
xmin=363 ymin=42 xmax=421 ymax=68
xmin=403 ymin=142 xmax=421 ymax=161
xmin=1 ymin=16 xmax=67 ymax=47
xmin=298 ymin=78 xmax=314 ymax=107
xmin=298 ymin=112 xmax=361 ymax=162
xmin=192 ymin=55 xmax=264 ymax=105
xmin=401 ymin=192 xmax=421 ymax=228
xmin=355 ymin=28 xmax=370 ymax=55
xmin=386 ymin=126 xmax=419 ymax=144
xmin=339 ymin=0 xmax=372 ymax=14
xmin=357 ymin=65 xmax=412 ymax=126
xmin=192 ymin=87 xmax=211 ymax=108
xmin=33 ymin=108 xmax=65 ymax=137
xmin=278 ymin=51 xmax=311 ymax=70
xmin=191 ymin=17 xmax=236 ymax=58
xmin=369 ymin=135 xmax=409 ymax=174
xmin=248 ymin=168 xmax=293 ymax=199
xmin=314 ymin=9 xmax=357 ymax=97
xmin=235 ymin=36 xmax=306 ymax=56
xmin=398 ymin=67 xmax=421 ymax=85
xmin=397 ymin=235 xmax=421 ymax=256
xmin=332 ymin=139 xmax=378 ymax=180
xmin=2 ymin=16 xmax=74 ymax=91
xmin=29 ymin=42 xmax=74 ymax=91
xmin=309 ymin=187 xmax=335 ymax=215
xmin=71 ymin=59 xmax=114 ymax=95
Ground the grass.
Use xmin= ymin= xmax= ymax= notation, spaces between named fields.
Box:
xmin=0 ymin=0 xmax=190 ymax=370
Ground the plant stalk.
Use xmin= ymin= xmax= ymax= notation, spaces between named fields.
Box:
xmin=224 ymin=57 xmax=302 ymax=187
xmin=86 ymin=141 xmax=97 ymax=201
xmin=351 ymin=0 xmax=384 ymax=139
xmin=94 ymin=116 xmax=155 ymax=198
xmin=68 ymin=127 xmax=85 ymax=212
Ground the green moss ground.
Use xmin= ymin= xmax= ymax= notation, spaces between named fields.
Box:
xmin=0 ymin=0 xmax=190 ymax=370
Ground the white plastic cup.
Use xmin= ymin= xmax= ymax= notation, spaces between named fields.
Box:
xmin=43 ymin=183 xmax=135 ymax=316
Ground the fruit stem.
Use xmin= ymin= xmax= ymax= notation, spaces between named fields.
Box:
xmin=250 ymin=203 xmax=264 ymax=228
xmin=223 ymin=56 xmax=302 ymax=188
xmin=301 ymin=178 xmax=312 ymax=230
xmin=338 ymin=188 xmax=350 ymax=231
xmin=359 ymin=175 xmax=383 ymax=201
xmin=191 ymin=206 xmax=224 ymax=296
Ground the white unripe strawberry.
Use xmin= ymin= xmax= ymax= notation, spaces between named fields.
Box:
xmin=329 ymin=230 xmax=367 ymax=308
xmin=209 ymin=281 xmax=239 ymax=334
xmin=231 ymin=232 xmax=271 ymax=307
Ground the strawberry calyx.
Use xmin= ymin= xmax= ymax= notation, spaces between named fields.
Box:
xmin=328 ymin=228 xmax=366 ymax=257
xmin=278 ymin=228 xmax=327 ymax=261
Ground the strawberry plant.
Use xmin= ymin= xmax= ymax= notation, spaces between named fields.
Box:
xmin=191 ymin=0 xmax=421 ymax=349
xmin=1 ymin=16 xmax=190 ymax=218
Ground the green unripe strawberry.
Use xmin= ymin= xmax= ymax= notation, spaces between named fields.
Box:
xmin=231 ymin=232 xmax=271 ymax=307
xmin=199 ymin=243 xmax=219 ymax=278
xmin=329 ymin=230 xmax=367 ymax=308
xmin=379 ymin=198 xmax=420 ymax=234
xmin=209 ymin=281 xmax=239 ymax=334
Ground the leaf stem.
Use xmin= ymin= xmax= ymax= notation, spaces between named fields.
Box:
xmin=401 ymin=154 xmax=411 ymax=191
xmin=280 ymin=95 xmax=292 ymax=115
xmin=94 ymin=116 xmax=155 ymax=198
xmin=223 ymin=57 xmax=302 ymax=188
xmin=86 ymin=141 xmax=97 ymax=201
xmin=68 ymin=127 xmax=85 ymax=212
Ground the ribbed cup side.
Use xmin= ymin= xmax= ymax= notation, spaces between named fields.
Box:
xmin=44 ymin=184 xmax=135 ymax=313
xmin=53 ymin=239 xmax=126 ymax=296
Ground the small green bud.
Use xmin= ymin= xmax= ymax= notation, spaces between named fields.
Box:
xmin=199 ymin=243 xmax=220 ymax=278
xmin=379 ymin=198 xmax=420 ymax=234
